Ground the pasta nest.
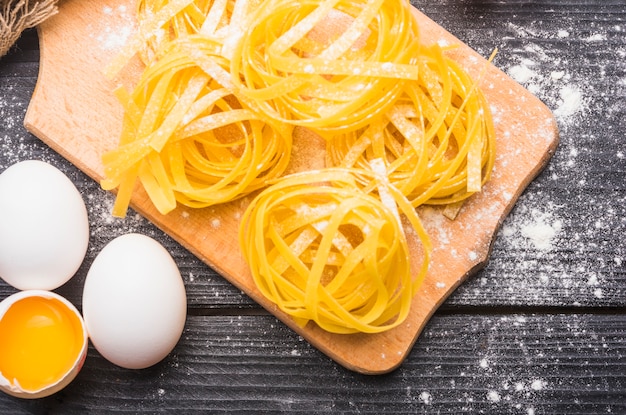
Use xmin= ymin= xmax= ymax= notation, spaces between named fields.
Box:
xmin=230 ymin=0 xmax=421 ymax=136
xmin=240 ymin=167 xmax=431 ymax=334
xmin=326 ymin=43 xmax=496 ymax=208
xmin=101 ymin=37 xmax=293 ymax=215
xmin=101 ymin=0 xmax=497 ymax=334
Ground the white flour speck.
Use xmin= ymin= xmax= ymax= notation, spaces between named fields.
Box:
xmin=508 ymin=65 xmax=537 ymax=83
xmin=586 ymin=33 xmax=606 ymax=42
xmin=487 ymin=390 xmax=501 ymax=403
xmin=519 ymin=210 xmax=562 ymax=251
xmin=419 ymin=391 xmax=432 ymax=404
xmin=550 ymin=70 xmax=565 ymax=80
xmin=554 ymin=85 xmax=583 ymax=118
xmin=530 ymin=379 xmax=546 ymax=391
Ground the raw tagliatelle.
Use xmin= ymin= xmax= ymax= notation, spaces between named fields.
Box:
xmin=100 ymin=0 xmax=499 ymax=335
xmin=229 ymin=0 xmax=421 ymax=137
xmin=326 ymin=44 xmax=496 ymax=212
xmin=101 ymin=37 xmax=292 ymax=217
xmin=135 ymin=0 xmax=265 ymax=64
xmin=240 ymin=167 xmax=431 ymax=334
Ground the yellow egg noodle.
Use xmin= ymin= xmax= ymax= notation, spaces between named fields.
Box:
xmin=101 ymin=38 xmax=292 ymax=216
xmin=104 ymin=0 xmax=196 ymax=78
xmin=239 ymin=167 xmax=431 ymax=334
xmin=101 ymin=0 xmax=496 ymax=334
xmin=326 ymin=44 xmax=496 ymax=210
xmin=136 ymin=0 xmax=264 ymax=63
xmin=230 ymin=0 xmax=421 ymax=136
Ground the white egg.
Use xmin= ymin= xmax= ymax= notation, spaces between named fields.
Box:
xmin=82 ymin=233 xmax=187 ymax=369
xmin=0 ymin=160 xmax=89 ymax=290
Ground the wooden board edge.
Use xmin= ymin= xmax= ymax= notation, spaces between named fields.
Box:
xmin=22 ymin=0 xmax=561 ymax=375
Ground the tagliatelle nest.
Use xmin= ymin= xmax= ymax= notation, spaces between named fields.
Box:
xmin=0 ymin=0 xmax=58 ymax=58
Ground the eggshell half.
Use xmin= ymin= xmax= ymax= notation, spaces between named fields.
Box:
xmin=82 ymin=233 xmax=187 ymax=369
xmin=0 ymin=290 xmax=88 ymax=399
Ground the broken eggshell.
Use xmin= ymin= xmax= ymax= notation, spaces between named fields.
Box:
xmin=0 ymin=290 xmax=88 ymax=399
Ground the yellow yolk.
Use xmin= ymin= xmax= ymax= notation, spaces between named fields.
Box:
xmin=0 ymin=296 xmax=84 ymax=392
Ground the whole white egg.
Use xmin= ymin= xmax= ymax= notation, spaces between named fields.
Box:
xmin=0 ymin=160 xmax=89 ymax=290
xmin=82 ymin=233 xmax=187 ymax=369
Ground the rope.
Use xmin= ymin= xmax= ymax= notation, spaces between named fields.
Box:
xmin=0 ymin=0 xmax=58 ymax=58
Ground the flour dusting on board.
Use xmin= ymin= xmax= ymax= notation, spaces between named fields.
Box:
xmin=89 ymin=5 xmax=135 ymax=51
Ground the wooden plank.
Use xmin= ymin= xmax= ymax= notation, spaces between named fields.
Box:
xmin=1 ymin=0 xmax=625 ymax=412
xmin=2 ymin=12 xmax=625 ymax=315
xmin=419 ymin=1 xmax=626 ymax=310
xmin=22 ymin=0 xmax=558 ymax=374
xmin=0 ymin=313 xmax=625 ymax=414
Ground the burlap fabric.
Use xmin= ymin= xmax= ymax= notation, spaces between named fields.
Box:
xmin=0 ymin=0 xmax=57 ymax=58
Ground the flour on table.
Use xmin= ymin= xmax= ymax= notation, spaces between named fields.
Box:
xmin=519 ymin=211 xmax=562 ymax=252
xmin=529 ymin=379 xmax=546 ymax=391
xmin=501 ymin=205 xmax=562 ymax=253
xmin=486 ymin=390 xmax=501 ymax=403
xmin=496 ymin=24 xmax=590 ymax=127
xmin=508 ymin=64 xmax=537 ymax=83
xmin=557 ymin=30 xmax=569 ymax=38
xmin=419 ymin=391 xmax=432 ymax=405
xmin=585 ymin=33 xmax=606 ymax=42
xmin=553 ymin=85 xmax=583 ymax=118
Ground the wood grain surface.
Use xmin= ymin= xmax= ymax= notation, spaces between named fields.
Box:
xmin=1 ymin=0 xmax=625 ymax=413
xmin=23 ymin=0 xmax=557 ymax=373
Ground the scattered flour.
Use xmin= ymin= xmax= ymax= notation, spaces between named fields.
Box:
xmin=530 ymin=379 xmax=547 ymax=391
xmin=486 ymin=390 xmax=501 ymax=403
xmin=520 ymin=212 xmax=562 ymax=252
xmin=553 ymin=85 xmax=584 ymax=118
xmin=508 ymin=64 xmax=537 ymax=84
xmin=503 ymin=207 xmax=562 ymax=253
xmin=499 ymin=24 xmax=591 ymax=126
xmin=556 ymin=30 xmax=569 ymax=38
xmin=586 ymin=33 xmax=607 ymax=42
xmin=90 ymin=5 xmax=135 ymax=51
xmin=419 ymin=391 xmax=432 ymax=405
xmin=210 ymin=218 xmax=222 ymax=229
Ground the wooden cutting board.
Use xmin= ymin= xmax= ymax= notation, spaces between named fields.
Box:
xmin=24 ymin=0 xmax=558 ymax=374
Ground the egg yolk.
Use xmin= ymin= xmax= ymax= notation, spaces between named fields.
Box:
xmin=0 ymin=296 xmax=84 ymax=392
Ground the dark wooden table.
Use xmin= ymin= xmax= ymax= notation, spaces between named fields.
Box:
xmin=1 ymin=1 xmax=625 ymax=413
